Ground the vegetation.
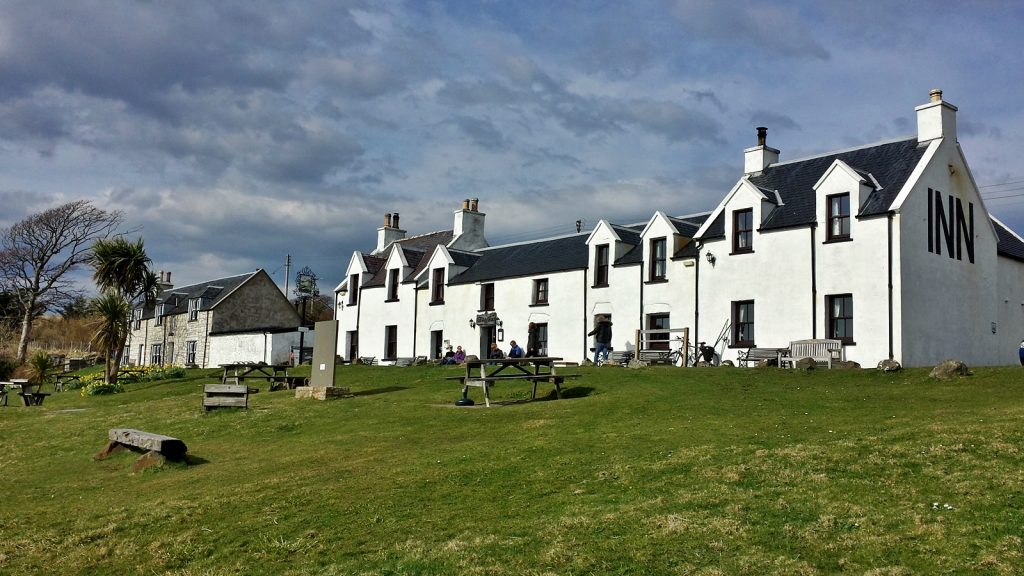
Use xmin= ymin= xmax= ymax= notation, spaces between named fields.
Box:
xmin=0 ymin=200 xmax=122 ymax=362
xmin=1 ymin=364 xmax=1022 ymax=575
xmin=24 ymin=349 xmax=51 ymax=386
xmin=88 ymin=236 xmax=158 ymax=384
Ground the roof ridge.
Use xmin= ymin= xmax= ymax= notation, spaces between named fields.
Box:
xmin=476 ymin=231 xmax=589 ymax=251
xmin=771 ymin=135 xmax=918 ymax=168
xmin=164 ymin=271 xmax=256 ymax=292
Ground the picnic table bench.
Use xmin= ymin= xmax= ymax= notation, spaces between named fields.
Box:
xmin=450 ymin=357 xmax=580 ymax=407
xmin=0 ymin=379 xmax=50 ymax=406
xmin=780 ymin=339 xmax=844 ymax=368
xmin=219 ymin=362 xmax=300 ymax=391
xmin=54 ymin=373 xmax=81 ymax=392
xmin=95 ymin=428 xmax=188 ymax=472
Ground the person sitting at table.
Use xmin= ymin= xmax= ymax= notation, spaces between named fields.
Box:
xmin=508 ymin=340 xmax=524 ymax=358
xmin=453 ymin=346 xmax=466 ymax=364
xmin=440 ymin=345 xmax=456 ymax=365
xmin=488 ymin=342 xmax=505 ymax=361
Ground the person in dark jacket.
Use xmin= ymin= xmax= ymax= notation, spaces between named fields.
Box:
xmin=526 ymin=322 xmax=540 ymax=357
xmin=508 ymin=340 xmax=524 ymax=358
xmin=588 ymin=315 xmax=612 ymax=364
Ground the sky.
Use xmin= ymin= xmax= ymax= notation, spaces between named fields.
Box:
xmin=2 ymin=0 xmax=1023 ymax=295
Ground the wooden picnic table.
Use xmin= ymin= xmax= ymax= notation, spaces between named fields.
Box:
xmin=219 ymin=362 xmax=301 ymax=391
xmin=0 ymin=379 xmax=50 ymax=406
xmin=452 ymin=356 xmax=578 ymax=407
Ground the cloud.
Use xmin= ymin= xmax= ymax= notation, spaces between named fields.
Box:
xmin=671 ymin=0 xmax=830 ymax=60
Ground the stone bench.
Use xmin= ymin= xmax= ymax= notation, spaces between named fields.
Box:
xmin=94 ymin=428 xmax=188 ymax=472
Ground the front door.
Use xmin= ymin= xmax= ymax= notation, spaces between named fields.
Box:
xmin=479 ymin=326 xmax=496 ymax=358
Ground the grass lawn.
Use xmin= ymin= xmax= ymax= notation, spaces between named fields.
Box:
xmin=2 ymin=363 xmax=1023 ymax=575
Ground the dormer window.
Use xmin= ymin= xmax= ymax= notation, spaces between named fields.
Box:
xmin=732 ymin=209 xmax=753 ymax=254
xmin=188 ymin=298 xmax=201 ymax=321
xmin=649 ymin=237 xmax=667 ymax=281
xmin=594 ymin=244 xmax=609 ymax=287
xmin=827 ymin=193 xmax=851 ymax=242
xmin=347 ymin=274 xmax=359 ymax=305
xmin=154 ymin=303 xmax=166 ymax=326
xmin=132 ymin=308 xmax=142 ymax=330
xmin=387 ymin=269 xmax=400 ymax=302
xmin=431 ymin=268 xmax=445 ymax=304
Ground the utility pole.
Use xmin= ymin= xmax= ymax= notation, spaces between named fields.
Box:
xmin=284 ymin=254 xmax=291 ymax=296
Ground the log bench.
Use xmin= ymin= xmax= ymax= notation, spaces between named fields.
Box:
xmin=203 ymin=383 xmax=249 ymax=410
xmin=94 ymin=428 xmax=188 ymax=473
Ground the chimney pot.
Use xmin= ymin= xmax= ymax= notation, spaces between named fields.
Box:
xmin=930 ymin=88 xmax=943 ymax=103
xmin=159 ymin=270 xmax=164 ymax=282
xmin=392 ymin=213 xmax=400 ymax=228
xmin=384 ymin=213 xmax=392 ymax=228
xmin=462 ymin=199 xmax=470 ymax=210
xmin=166 ymin=271 xmax=171 ymax=283
xmin=756 ymin=126 xmax=768 ymax=147
xmin=470 ymin=198 xmax=479 ymax=211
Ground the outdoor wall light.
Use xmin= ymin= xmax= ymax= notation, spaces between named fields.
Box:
xmin=497 ymin=328 xmax=504 ymax=341
xmin=705 ymin=251 xmax=716 ymax=265
xmin=469 ymin=319 xmax=476 ymax=328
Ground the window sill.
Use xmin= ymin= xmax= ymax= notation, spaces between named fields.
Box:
xmin=823 ymin=237 xmax=852 ymax=245
xmin=429 ymin=300 xmax=445 ymax=306
xmin=385 ymin=298 xmax=399 ymax=303
xmin=729 ymin=249 xmax=754 ymax=256
xmin=529 ymin=302 xmax=549 ymax=307
xmin=592 ymin=283 xmax=609 ymax=289
xmin=645 ymin=278 xmax=668 ymax=285
xmin=729 ymin=343 xmax=754 ymax=349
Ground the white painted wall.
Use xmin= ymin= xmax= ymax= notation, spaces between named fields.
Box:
xmin=208 ymin=331 xmax=311 ymax=366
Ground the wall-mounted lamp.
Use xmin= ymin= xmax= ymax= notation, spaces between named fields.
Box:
xmin=705 ymin=251 xmax=716 ymax=265
xmin=469 ymin=319 xmax=476 ymax=328
xmin=497 ymin=328 xmax=504 ymax=341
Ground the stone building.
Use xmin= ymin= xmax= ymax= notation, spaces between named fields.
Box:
xmin=128 ymin=269 xmax=304 ymax=368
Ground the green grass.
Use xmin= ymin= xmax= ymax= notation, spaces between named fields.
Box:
xmin=2 ymin=364 xmax=1023 ymax=575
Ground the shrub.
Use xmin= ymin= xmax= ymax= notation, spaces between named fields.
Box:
xmin=0 ymin=356 xmax=16 ymax=380
xmin=27 ymin=350 xmax=52 ymax=385
xmin=81 ymin=377 xmax=124 ymax=396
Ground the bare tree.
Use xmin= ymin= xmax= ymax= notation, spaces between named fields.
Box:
xmin=0 ymin=200 xmax=122 ymax=362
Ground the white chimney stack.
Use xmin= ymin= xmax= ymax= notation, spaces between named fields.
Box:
xmin=744 ymin=126 xmax=779 ymax=175
xmin=916 ymin=88 xmax=957 ymax=143
xmin=450 ymin=199 xmax=488 ymax=251
xmin=374 ymin=211 xmax=406 ymax=254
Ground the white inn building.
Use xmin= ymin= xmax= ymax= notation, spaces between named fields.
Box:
xmin=334 ymin=91 xmax=1024 ymax=368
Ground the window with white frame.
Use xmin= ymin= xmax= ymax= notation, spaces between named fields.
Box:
xmin=188 ymin=298 xmax=201 ymax=321
xmin=532 ymin=278 xmax=549 ymax=305
xmin=132 ymin=308 xmax=142 ymax=330
xmin=649 ymin=237 xmax=667 ymax=281
xmin=387 ymin=269 xmax=400 ymax=301
xmin=151 ymin=343 xmax=163 ymax=366
xmin=827 ymin=193 xmax=851 ymax=241
xmin=186 ymin=340 xmax=197 ymax=365
xmin=154 ymin=303 xmax=165 ymax=326
xmin=431 ymin=268 xmax=445 ymax=304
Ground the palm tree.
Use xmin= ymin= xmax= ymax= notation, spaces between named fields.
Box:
xmin=88 ymin=238 xmax=156 ymax=384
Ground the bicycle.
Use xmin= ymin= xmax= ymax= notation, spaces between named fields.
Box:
xmin=669 ymin=337 xmax=720 ymax=367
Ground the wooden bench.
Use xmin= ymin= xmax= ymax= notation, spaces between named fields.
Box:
xmin=54 ymin=373 xmax=81 ymax=392
xmin=781 ymin=339 xmax=844 ymax=369
xmin=737 ymin=348 xmax=786 ymax=367
xmin=94 ymin=428 xmax=188 ymax=472
xmin=203 ymin=383 xmax=249 ymax=410
xmin=357 ymin=356 xmax=377 ymax=365
xmin=393 ymin=357 xmax=415 ymax=367
xmin=1 ymin=380 xmax=50 ymax=406
xmin=638 ymin=350 xmax=673 ymax=365
xmin=606 ymin=351 xmax=634 ymax=365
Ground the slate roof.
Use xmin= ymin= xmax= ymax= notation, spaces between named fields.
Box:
xmin=611 ymin=224 xmax=644 ymax=266
xmin=448 ymin=233 xmax=589 ymax=285
xmin=994 ymin=218 xmax=1024 ymax=262
xmin=139 ymin=271 xmax=256 ymax=319
xmin=699 ymin=137 xmax=929 ymax=240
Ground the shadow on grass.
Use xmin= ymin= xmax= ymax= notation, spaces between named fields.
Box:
xmin=533 ymin=386 xmax=595 ymax=401
xmin=183 ymin=454 xmax=210 ymax=466
xmin=350 ymin=386 xmax=410 ymax=397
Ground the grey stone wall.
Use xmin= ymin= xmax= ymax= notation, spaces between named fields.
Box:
xmin=210 ymin=270 xmax=301 ymax=333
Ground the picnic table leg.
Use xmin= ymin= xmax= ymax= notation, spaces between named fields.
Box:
xmin=482 ymin=381 xmax=490 ymax=408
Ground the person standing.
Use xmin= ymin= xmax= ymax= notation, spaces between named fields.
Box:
xmin=526 ymin=322 xmax=540 ymax=357
xmin=588 ymin=315 xmax=613 ymax=364
xmin=1019 ymin=338 xmax=1024 ymax=366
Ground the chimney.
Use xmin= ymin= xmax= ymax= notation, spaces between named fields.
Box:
xmin=157 ymin=270 xmax=173 ymax=291
xmin=374 ymin=210 xmax=406 ymax=254
xmin=450 ymin=198 xmax=488 ymax=251
xmin=916 ymin=88 xmax=957 ymax=143
xmin=744 ymin=126 xmax=779 ymax=175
